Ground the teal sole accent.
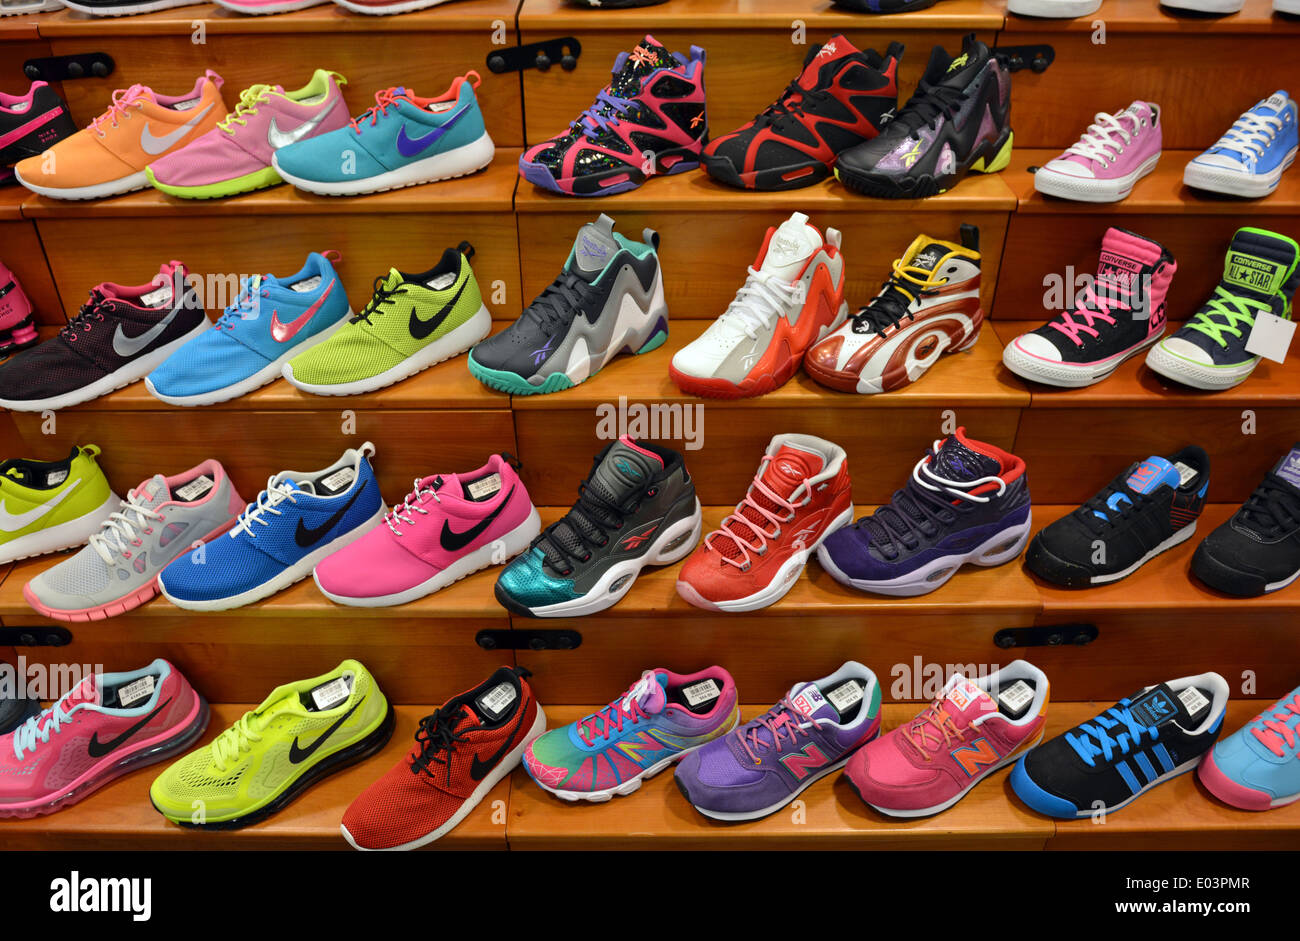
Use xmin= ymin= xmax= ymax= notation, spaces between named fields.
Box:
xmin=467 ymin=351 xmax=575 ymax=396
xmin=635 ymin=329 xmax=668 ymax=355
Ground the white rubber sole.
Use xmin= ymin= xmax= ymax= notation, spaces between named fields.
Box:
xmin=13 ymin=167 xmax=148 ymax=201
xmin=0 ymin=492 xmax=119 ymax=564
xmin=1277 ymin=0 xmax=1300 ymax=13
xmin=332 ymin=0 xmax=451 ymax=12
xmin=1160 ymin=0 xmax=1243 ymax=11
xmin=1033 ymin=152 xmax=1160 ymax=203
xmin=1062 ymin=754 xmax=1206 ymax=817
xmin=1183 ymin=147 xmax=1296 ymax=198
xmin=1002 ymin=330 xmax=1163 ymax=388
xmin=59 ymin=0 xmax=200 ymax=14
xmin=0 ymin=0 xmax=64 ymax=13
xmin=1006 ymin=0 xmax=1101 ymax=14
xmin=315 ymin=506 xmax=541 ymax=607
xmin=213 ymin=0 xmax=327 ymax=12
xmin=1265 ymin=566 xmax=1300 ymax=593
xmin=273 ymin=131 xmax=494 ymax=197
xmin=1090 ymin=520 xmax=1196 ymax=584
xmin=1145 ymin=341 xmax=1257 ymax=391
xmin=691 ymin=754 xmax=852 ymax=822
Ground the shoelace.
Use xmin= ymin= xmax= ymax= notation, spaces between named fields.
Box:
xmin=1076 ymin=473 xmax=1150 ymax=534
xmin=11 ymin=691 xmax=79 ymax=761
xmin=536 ymin=471 xmax=639 ymax=575
xmin=218 ymin=85 xmax=273 ymax=133
xmin=1048 ymin=278 xmax=1135 ymax=347
xmin=386 ymin=478 xmax=442 ymax=536
xmin=717 ymin=270 xmax=798 ymax=339
xmin=1062 ymin=109 xmax=1143 ymax=165
xmin=737 ymin=698 xmax=812 ymax=764
xmin=891 ymin=80 xmax=968 ymax=136
xmin=214 ymin=277 xmax=267 ymax=332
xmin=578 ymin=88 xmax=636 ymax=138
xmin=578 ymin=673 xmax=655 ymax=746
xmin=1212 ymin=108 xmax=1285 ymax=162
xmin=1066 ymin=702 xmax=1156 ymax=766
xmin=210 ymin=711 xmax=266 ymax=772
xmin=523 ymin=270 xmax=594 ymax=334
xmin=752 ymin=80 xmax=831 ymax=128
xmin=852 ymin=256 xmax=948 ymax=334
xmin=350 ymin=87 xmax=407 ymax=133
xmin=706 ymin=454 xmax=810 ymax=571
xmin=58 ymin=294 xmax=108 ymax=341
xmin=1252 ymin=692 xmax=1300 ymax=758
xmin=232 ymin=478 xmax=299 ymax=539
xmin=1235 ymin=472 xmax=1300 ymax=538
xmin=89 ymin=85 xmax=147 ymax=137
xmin=351 ymin=276 xmax=408 ymax=326
xmin=410 ymin=706 xmax=472 ymax=781
xmin=88 ymin=492 xmax=165 ymax=565
xmin=1183 ymin=285 xmax=1270 ymax=348
xmin=901 ymin=699 xmax=966 ymax=761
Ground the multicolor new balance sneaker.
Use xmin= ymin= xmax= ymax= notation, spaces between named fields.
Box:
xmin=0 ymin=445 xmax=117 ymax=564
xmin=675 ymin=661 xmax=881 ymax=820
xmin=0 ymin=262 xmax=40 ymax=355
xmin=524 ymin=668 xmax=738 ymax=802
xmin=519 ymin=35 xmax=707 ymax=197
xmin=1200 ymin=683 xmax=1300 ymax=810
xmin=1 ymin=81 xmax=76 ymax=182
xmin=1033 ymin=102 xmax=1162 ymax=203
xmin=1184 ymin=91 xmax=1298 ymax=199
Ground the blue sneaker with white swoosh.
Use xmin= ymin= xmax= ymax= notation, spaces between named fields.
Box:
xmin=272 ymin=73 xmax=494 ymax=197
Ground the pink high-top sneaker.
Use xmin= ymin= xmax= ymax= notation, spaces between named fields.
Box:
xmin=1034 ymin=101 xmax=1162 ymax=203
xmin=0 ymin=262 xmax=39 ymax=355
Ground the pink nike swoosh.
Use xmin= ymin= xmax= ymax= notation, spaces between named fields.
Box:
xmin=0 ymin=108 xmax=60 ymax=152
xmin=270 ymin=279 xmax=336 ymax=343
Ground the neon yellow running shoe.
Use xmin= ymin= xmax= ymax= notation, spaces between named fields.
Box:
xmin=150 ymin=659 xmax=394 ymax=829
xmin=281 ymin=242 xmax=490 ymax=395
xmin=0 ymin=444 xmax=117 ymax=565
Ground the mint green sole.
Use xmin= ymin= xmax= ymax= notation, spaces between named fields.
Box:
xmin=466 ymin=327 xmax=669 ymax=395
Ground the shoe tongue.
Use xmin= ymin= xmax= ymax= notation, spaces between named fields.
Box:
xmin=797 ymin=35 xmax=861 ymax=87
xmin=119 ymin=84 xmax=155 ymax=107
xmin=590 ymin=436 xmax=660 ymax=505
xmin=256 ymin=692 xmax=302 ymax=726
xmin=789 ymin=682 xmax=841 ymax=723
xmin=1254 ymin=90 xmax=1290 ymax=119
xmin=381 ymin=268 xmax=403 ymax=292
xmin=936 ymin=37 xmax=985 ymax=86
xmin=929 ymin=432 xmax=1003 ymax=482
xmin=133 ymin=474 xmax=171 ymax=511
xmin=713 ymin=443 xmax=824 ymax=561
xmin=610 ymin=35 xmax=677 ymax=98
xmin=1271 ymin=445 xmax=1300 ymax=491
xmin=1094 ymin=228 xmax=1162 ymax=299
xmin=901 ymin=235 xmax=953 ymax=274
xmin=629 ymin=672 xmax=668 ymax=715
xmin=419 ymin=473 xmax=457 ymax=500
xmin=1124 ymin=456 xmax=1180 ymax=495
xmin=65 ymin=676 xmax=100 ymax=709
xmin=1126 ymin=683 xmax=1210 ymax=731
xmin=758 ymin=212 xmax=822 ymax=281
xmin=569 ymin=214 xmax=620 ymax=281
xmin=939 ymin=674 xmax=997 ymax=726
xmin=1218 ymin=228 xmax=1298 ymax=304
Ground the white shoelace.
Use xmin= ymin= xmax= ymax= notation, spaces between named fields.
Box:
xmin=88 ymin=492 xmax=164 ymax=564
xmin=12 ymin=693 xmax=78 ymax=760
xmin=386 ymin=478 xmax=442 ymax=536
xmin=1064 ymin=110 xmax=1144 ymax=165
xmin=1212 ymin=109 xmax=1284 ymax=161
xmin=718 ymin=268 xmax=798 ymax=339
xmin=232 ymin=477 xmax=300 ymax=539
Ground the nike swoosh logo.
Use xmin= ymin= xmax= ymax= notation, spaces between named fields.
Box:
xmin=394 ymin=104 xmax=470 ymax=158
xmin=270 ymin=280 xmax=336 ymax=344
xmin=87 ymin=696 xmax=173 ymax=759
xmin=0 ymin=479 xmax=78 ymax=533
xmin=469 ymin=703 xmax=526 ymax=781
xmin=139 ymin=101 xmax=215 ymax=156
xmin=440 ymin=485 xmax=515 ymax=553
xmin=112 ymin=302 xmax=182 ymax=358
xmin=408 ymin=276 xmax=467 ymax=341
xmin=293 ymin=485 xmax=364 ymax=548
xmin=288 ymin=698 xmax=361 ymax=764
xmin=265 ymin=98 xmax=339 ymax=150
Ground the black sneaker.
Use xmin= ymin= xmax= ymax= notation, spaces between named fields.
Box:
xmin=1192 ymin=444 xmax=1300 ymax=596
xmin=835 ymin=34 xmax=1012 ymax=199
xmin=0 ymin=689 xmax=40 ymax=736
xmin=0 ymin=81 xmax=76 ymax=183
xmin=1010 ymin=673 xmax=1228 ymax=818
xmin=0 ymin=261 xmax=210 ymax=412
xmin=1025 ymin=446 xmax=1210 ymax=587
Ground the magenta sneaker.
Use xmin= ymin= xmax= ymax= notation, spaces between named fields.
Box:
xmin=213 ymin=0 xmax=330 ymax=12
xmin=1033 ymin=102 xmax=1162 ymax=203
xmin=146 ymin=69 xmax=348 ymax=199
xmin=0 ymin=262 xmax=39 ymax=355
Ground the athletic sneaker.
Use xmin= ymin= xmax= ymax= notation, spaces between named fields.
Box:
xmin=0 ymin=691 xmax=40 ymax=736
xmin=1002 ymin=228 xmax=1175 ymax=388
xmin=0 ymin=0 xmax=65 ymax=14
xmin=1160 ymin=0 xmax=1242 ymax=12
xmin=1025 ymin=447 xmax=1209 ymax=587
xmin=1033 ymin=102 xmax=1161 ymax=202
xmin=341 ymin=666 xmax=544 ymax=850
xmin=1191 ymin=445 xmax=1300 ymax=596
xmin=157 ymin=443 xmax=384 ymax=610
xmin=283 ymin=243 xmax=489 ymax=396
xmin=702 ymin=37 xmax=900 ymax=191
xmin=1146 ymin=228 xmax=1298 ymax=390
xmin=0 ymin=445 xmax=117 ymax=564
xmin=817 ymin=428 xmax=1030 ymax=596
xmin=676 ymin=435 xmax=852 ymax=611
xmin=60 ymin=0 xmax=202 ymax=14
xmin=146 ymin=70 xmax=349 ymax=199
xmin=147 ymin=252 xmax=351 ymax=405
xmin=0 ymin=659 xmax=208 ymax=819
xmin=519 ymin=35 xmax=707 ymax=197
xmin=1199 ymin=683 xmax=1300 ymax=810
xmin=468 ymin=215 xmax=666 ymax=395
xmin=1006 ymin=0 xmax=1102 ymax=15
xmin=806 ymin=227 xmax=983 ymax=393
xmin=669 ymin=212 xmax=848 ymax=398
xmin=845 ymin=662 xmax=1050 ymax=817
xmin=214 ymin=0 xmax=328 ymax=13
xmin=272 ymin=73 xmax=493 ymax=197
xmin=1010 ymin=673 xmax=1228 ymax=818
xmin=495 ymin=436 xmax=701 ymax=617
xmin=675 ymin=661 xmax=880 ymax=821
xmin=314 ymin=454 xmax=541 ymax=606
xmin=0 ymin=262 xmax=40 ymax=355
xmin=525 ymin=668 xmax=738 ymax=802
xmin=1 ymin=81 xmax=76 ymax=181
xmin=24 ymin=461 xmax=243 ymax=621
xmin=0 ymin=261 xmax=210 ymax=412
xmin=835 ymin=35 xmax=1012 ymax=199
xmin=13 ymin=72 xmax=226 ymax=200
xmin=1185 ymin=92 xmax=1297 ymax=198
xmin=151 ymin=660 xmax=393 ymax=828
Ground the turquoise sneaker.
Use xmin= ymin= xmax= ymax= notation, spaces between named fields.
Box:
xmin=1199 ymin=684 xmax=1300 ymax=811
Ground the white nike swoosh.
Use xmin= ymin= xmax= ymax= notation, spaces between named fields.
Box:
xmin=112 ymin=302 xmax=182 ymax=357
xmin=139 ymin=101 xmax=215 ymax=156
xmin=0 ymin=479 xmax=79 ymax=533
xmin=266 ymin=99 xmax=338 ymax=150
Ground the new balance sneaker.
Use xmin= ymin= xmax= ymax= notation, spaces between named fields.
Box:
xmin=14 ymin=72 xmax=226 ymax=200
xmin=0 ymin=261 xmax=211 ymax=412
xmin=468 ymin=216 xmax=666 ymax=395
xmin=341 ymin=666 xmax=544 ymax=850
xmin=24 ymin=461 xmax=243 ymax=621
xmin=1146 ymin=228 xmax=1298 ymax=390
xmin=669 ymin=212 xmax=848 ymax=398
xmin=151 ymin=660 xmax=393 ymax=828
xmin=519 ymin=36 xmax=707 ymax=196
xmin=314 ymin=454 xmax=541 ymax=606
xmin=1025 ymin=447 xmax=1209 ymax=587
xmin=817 ymin=428 xmax=1030 ymax=596
xmin=524 ymin=668 xmax=738 ymax=802
xmin=147 ymin=252 xmax=352 ymax=405
xmin=0 ymin=445 xmax=117 ymax=564
xmin=675 ymin=661 xmax=881 ymax=820
xmin=0 ymin=262 xmax=39 ymax=355
xmin=0 ymin=659 xmax=207 ymax=818
xmin=146 ymin=70 xmax=349 ymax=199
xmin=702 ymin=37 xmax=900 ymax=191
xmin=1191 ymin=445 xmax=1300 ymax=596
xmin=495 ymin=437 xmax=701 ymax=617
xmin=1011 ymin=673 xmax=1229 ymax=818
xmin=676 ymin=435 xmax=852 ymax=611
xmin=214 ymin=0 xmax=329 ymax=13
xmin=1033 ymin=102 xmax=1161 ymax=202
xmin=1185 ymin=92 xmax=1297 ymax=198
xmin=157 ymin=444 xmax=385 ymax=610
xmin=846 ymin=662 xmax=1050 ymax=817
xmin=283 ymin=243 xmax=489 ymax=395
xmin=1199 ymin=684 xmax=1300 ymax=810
xmin=1 ymin=81 xmax=76 ymax=181
xmin=806 ymin=227 xmax=982 ymax=393
xmin=1002 ymin=228 xmax=1175 ymax=388
xmin=272 ymin=73 xmax=493 ymax=196
xmin=1006 ymin=0 xmax=1102 ymax=14
xmin=60 ymin=0 xmax=202 ymax=14
xmin=835 ymin=35 xmax=1012 ymax=199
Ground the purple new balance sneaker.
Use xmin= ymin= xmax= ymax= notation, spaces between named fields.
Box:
xmin=674 ymin=661 xmax=880 ymax=820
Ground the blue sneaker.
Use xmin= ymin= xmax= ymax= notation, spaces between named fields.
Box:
xmin=158 ymin=443 xmax=384 ymax=610
xmin=145 ymin=252 xmax=352 ymax=406
xmin=1184 ymin=91 xmax=1298 ymax=198
xmin=1200 ymin=684 xmax=1300 ymax=811
xmin=271 ymin=73 xmax=494 ymax=197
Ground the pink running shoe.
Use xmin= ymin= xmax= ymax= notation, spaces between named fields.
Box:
xmin=0 ymin=659 xmax=208 ymax=818
xmin=1033 ymin=101 xmax=1162 ymax=203
xmin=313 ymin=453 xmax=542 ymax=606
xmin=0 ymin=262 xmax=39 ymax=354
xmin=146 ymin=69 xmax=348 ymax=200
xmin=845 ymin=661 xmax=1049 ymax=817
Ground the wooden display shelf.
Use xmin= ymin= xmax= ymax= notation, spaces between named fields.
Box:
xmin=0 ymin=185 xmax=28 ymax=222
xmin=0 ymin=10 xmax=46 ymax=40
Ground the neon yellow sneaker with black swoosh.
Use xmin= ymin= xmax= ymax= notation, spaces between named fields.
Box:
xmin=281 ymin=242 xmax=489 ymax=396
xmin=149 ymin=660 xmax=394 ymax=829
xmin=0 ymin=445 xmax=118 ymax=565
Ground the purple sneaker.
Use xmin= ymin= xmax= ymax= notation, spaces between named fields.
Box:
xmin=1033 ymin=101 xmax=1162 ymax=203
xmin=674 ymin=661 xmax=880 ymax=821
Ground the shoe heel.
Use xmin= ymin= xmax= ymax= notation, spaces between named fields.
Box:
xmin=650 ymin=500 xmax=703 ymax=565
xmin=973 ymin=514 xmax=1032 ymax=567
xmin=955 ymin=313 xmax=984 ymax=353
xmin=973 ymin=130 xmax=1013 ymax=174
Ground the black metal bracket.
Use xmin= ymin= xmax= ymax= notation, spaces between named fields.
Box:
xmin=993 ymin=623 xmax=1097 ymax=649
xmin=0 ymin=626 xmax=73 ymax=647
xmin=476 ymin=629 xmax=582 ymax=651
xmin=487 ymin=37 xmax=581 ymax=75
xmin=994 ymin=44 xmax=1055 ymax=74
xmin=23 ymin=53 xmax=115 ymax=84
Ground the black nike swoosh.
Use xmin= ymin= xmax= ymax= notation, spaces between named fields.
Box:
xmin=294 ymin=486 xmax=364 ymax=548
xmin=288 ymin=699 xmax=362 ymax=764
xmin=469 ymin=703 xmax=527 ymax=782
xmin=440 ymin=485 xmax=516 ymax=553
xmin=87 ymin=696 xmax=173 ymax=759
xmin=408 ymin=275 xmax=468 ymax=341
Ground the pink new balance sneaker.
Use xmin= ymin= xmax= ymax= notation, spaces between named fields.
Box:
xmin=845 ymin=661 xmax=1049 ymax=817
xmin=313 ymin=453 xmax=541 ymax=606
xmin=1033 ymin=102 xmax=1162 ymax=203
xmin=0 ymin=659 xmax=208 ymax=818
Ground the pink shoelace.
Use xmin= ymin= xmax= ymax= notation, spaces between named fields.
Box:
xmin=349 ymin=88 xmax=408 ymax=134
xmin=705 ymin=455 xmax=810 ymax=571
xmin=1252 ymin=693 xmax=1300 ymax=757
xmin=1049 ymin=279 xmax=1134 ymax=347
xmin=901 ymin=699 xmax=964 ymax=762
xmin=737 ymin=698 xmax=809 ymax=764
xmin=89 ymin=86 xmax=148 ymax=137
xmin=577 ymin=674 xmax=654 ymax=746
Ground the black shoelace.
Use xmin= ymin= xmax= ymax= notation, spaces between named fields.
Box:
xmin=537 ymin=470 xmax=641 ymax=575
xmin=409 ymin=706 xmax=472 ymax=780
xmin=1076 ymin=478 xmax=1147 ymax=535
xmin=523 ymin=270 xmax=593 ymax=333
xmin=351 ymin=276 xmax=408 ymax=326
xmin=1237 ymin=474 xmax=1300 ymax=538
xmin=892 ymin=82 xmax=968 ymax=135
xmin=859 ymin=479 xmax=961 ymax=559
xmin=851 ymin=274 xmax=939 ymax=335
xmin=753 ymin=81 xmax=833 ymax=128
xmin=58 ymin=293 xmax=109 ymax=340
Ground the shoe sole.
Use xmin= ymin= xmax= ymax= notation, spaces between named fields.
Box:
xmin=1033 ymin=152 xmax=1160 ymax=203
xmin=1191 ymin=540 xmax=1300 ymax=597
xmin=836 ymin=128 xmax=1013 ymax=199
xmin=1006 ymin=0 xmax=1101 ymax=14
xmin=0 ymin=492 xmax=118 ymax=565
xmin=273 ymin=131 xmax=494 ymax=196
xmin=1025 ymin=520 xmax=1197 ymax=588
xmin=1145 ymin=339 xmax=1259 ymax=391
xmin=1002 ymin=329 xmax=1163 ymax=388
xmin=1010 ymin=750 xmax=1208 ymax=818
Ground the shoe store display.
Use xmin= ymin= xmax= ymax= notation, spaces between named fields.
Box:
xmin=1184 ymin=92 xmax=1297 ymax=198
xmin=1032 ymin=102 xmax=1162 ymax=203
